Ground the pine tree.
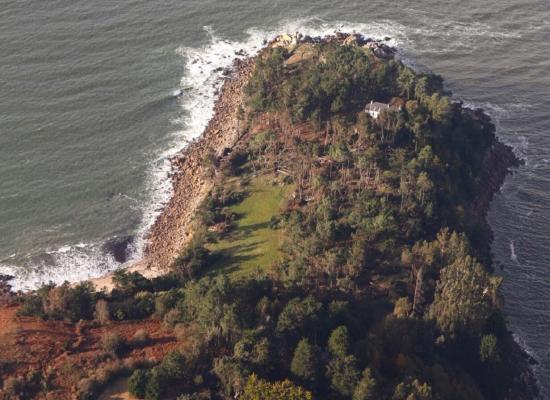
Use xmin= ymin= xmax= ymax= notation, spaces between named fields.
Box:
xmin=291 ymin=338 xmax=317 ymax=383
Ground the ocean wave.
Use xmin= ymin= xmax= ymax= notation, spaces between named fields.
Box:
xmin=0 ymin=242 xmax=118 ymax=291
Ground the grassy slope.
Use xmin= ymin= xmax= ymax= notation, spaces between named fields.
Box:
xmin=206 ymin=175 xmax=289 ymax=279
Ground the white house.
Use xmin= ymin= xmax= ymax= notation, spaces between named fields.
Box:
xmin=365 ymin=100 xmax=401 ymax=119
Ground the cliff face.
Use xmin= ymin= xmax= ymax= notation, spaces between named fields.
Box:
xmin=143 ymin=59 xmax=254 ymax=273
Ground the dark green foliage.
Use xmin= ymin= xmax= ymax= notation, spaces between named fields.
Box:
xmin=479 ymin=334 xmax=500 ymax=363
xmin=290 ymin=339 xmax=318 ymax=383
xmin=276 ymin=296 xmax=322 ymax=337
xmin=173 ymin=232 xmax=210 ymax=280
xmin=392 ymin=379 xmax=432 ymax=400
xmin=128 ymin=369 xmax=148 ymax=399
xmin=145 ymin=368 xmax=165 ymax=400
xmin=353 ymin=368 xmax=377 ymax=400
xmin=113 ymin=270 xmax=153 ymax=296
xmin=327 ymin=355 xmax=361 ymax=396
xmin=17 ymin=282 xmax=96 ymax=322
xmin=17 ymin=294 xmax=44 ymax=318
xmin=328 ymin=326 xmax=350 ymax=357
xmin=428 ymin=256 xmax=499 ymax=335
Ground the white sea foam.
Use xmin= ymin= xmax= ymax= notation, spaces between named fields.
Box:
xmin=510 ymin=240 xmax=518 ymax=262
xmin=0 ymin=242 xmax=118 ymax=291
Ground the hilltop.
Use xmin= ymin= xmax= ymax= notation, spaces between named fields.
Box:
xmin=0 ymin=32 xmax=538 ymax=400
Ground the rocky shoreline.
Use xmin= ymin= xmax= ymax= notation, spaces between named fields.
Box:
xmin=90 ymin=56 xmax=255 ymax=290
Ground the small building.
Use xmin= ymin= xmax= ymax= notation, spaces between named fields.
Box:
xmin=365 ymin=100 xmax=401 ymax=119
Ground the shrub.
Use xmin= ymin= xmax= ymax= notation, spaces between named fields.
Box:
xmin=173 ymin=323 xmax=187 ymax=342
xmin=479 ymin=334 xmax=500 ymax=363
xmin=101 ymin=332 xmax=126 ymax=356
xmin=173 ymin=235 xmax=210 ymax=281
xmin=393 ymin=297 xmax=412 ymax=318
xmin=132 ymin=329 xmax=150 ymax=347
xmin=145 ymin=367 xmax=165 ymax=400
xmin=154 ymin=289 xmax=179 ymax=317
xmin=328 ymin=355 xmax=361 ymax=397
xmin=94 ymin=299 xmax=110 ymax=324
xmin=128 ymin=369 xmax=148 ymax=399
xmin=163 ymin=309 xmax=182 ymax=328
xmin=134 ymin=291 xmax=155 ymax=317
xmin=17 ymin=294 xmax=44 ymax=318
xmin=242 ymin=374 xmax=313 ymax=400
xmin=353 ymin=368 xmax=377 ymax=400
xmin=159 ymin=351 xmax=187 ymax=380
xmin=112 ymin=270 xmax=152 ymax=296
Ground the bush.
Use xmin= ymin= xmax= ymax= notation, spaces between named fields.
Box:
xmin=94 ymin=299 xmax=110 ymax=324
xmin=163 ymin=309 xmax=182 ymax=328
xmin=18 ymin=282 xmax=96 ymax=322
xmin=145 ymin=367 xmax=165 ymax=400
xmin=154 ymin=289 xmax=180 ymax=317
xmin=479 ymin=334 xmax=500 ymax=363
xmin=134 ymin=291 xmax=155 ymax=317
xmin=112 ymin=270 xmax=153 ymax=296
xmin=128 ymin=369 xmax=148 ymax=399
xmin=17 ymin=294 xmax=44 ymax=318
xmin=43 ymin=282 xmax=96 ymax=322
xmin=172 ymin=235 xmax=210 ymax=281
xmin=159 ymin=351 xmax=187 ymax=380
xmin=132 ymin=329 xmax=150 ymax=347
xmin=393 ymin=297 xmax=412 ymax=318
xmin=101 ymin=332 xmax=126 ymax=356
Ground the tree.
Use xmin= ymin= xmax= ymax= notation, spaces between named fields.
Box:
xmin=242 ymin=374 xmax=313 ymax=400
xmin=128 ymin=369 xmax=148 ymax=399
xmin=327 ymin=355 xmax=360 ymax=396
xmin=428 ymin=256 xmax=500 ymax=335
xmin=392 ymin=379 xmax=432 ymax=400
xmin=328 ymin=326 xmax=350 ymax=357
xmin=397 ymin=67 xmax=416 ymax=99
xmin=291 ymin=339 xmax=318 ymax=383
xmin=276 ymin=297 xmax=322 ymax=336
xmin=159 ymin=351 xmax=187 ymax=380
xmin=213 ymin=356 xmax=248 ymax=396
xmin=393 ymin=297 xmax=412 ymax=318
xmin=353 ymin=368 xmax=377 ymax=400
xmin=145 ymin=368 xmax=165 ymax=400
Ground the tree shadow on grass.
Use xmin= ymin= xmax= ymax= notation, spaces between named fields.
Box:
xmin=204 ymin=240 xmax=267 ymax=276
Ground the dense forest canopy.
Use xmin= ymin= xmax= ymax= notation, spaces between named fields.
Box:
xmin=10 ymin=35 xmax=533 ymax=400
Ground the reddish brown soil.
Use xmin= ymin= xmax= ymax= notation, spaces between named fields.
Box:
xmin=0 ymin=305 xmax=178 ymax=399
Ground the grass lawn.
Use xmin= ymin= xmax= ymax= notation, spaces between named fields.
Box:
xmin=205 ymin=175 xmax=289 ymax=279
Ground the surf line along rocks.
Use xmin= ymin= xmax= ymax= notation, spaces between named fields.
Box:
xmin=88 ymin=57 xmax=254 ymax=291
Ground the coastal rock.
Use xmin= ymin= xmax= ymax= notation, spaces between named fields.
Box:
xmin=103 ymin=236 xmax=133 ymax=263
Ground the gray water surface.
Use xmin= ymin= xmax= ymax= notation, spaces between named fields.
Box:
xmin=1 ymin=0 xmax=549 ymax=393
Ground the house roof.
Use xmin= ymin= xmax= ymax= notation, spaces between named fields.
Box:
xmin=365 ymin=102 xmax=390 ymax=112
xmin=365 ymin=101 xmax=401 ymax=113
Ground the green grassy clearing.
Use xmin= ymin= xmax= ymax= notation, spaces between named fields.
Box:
xmin=206 ymin=175 xmax=289 ymax=279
